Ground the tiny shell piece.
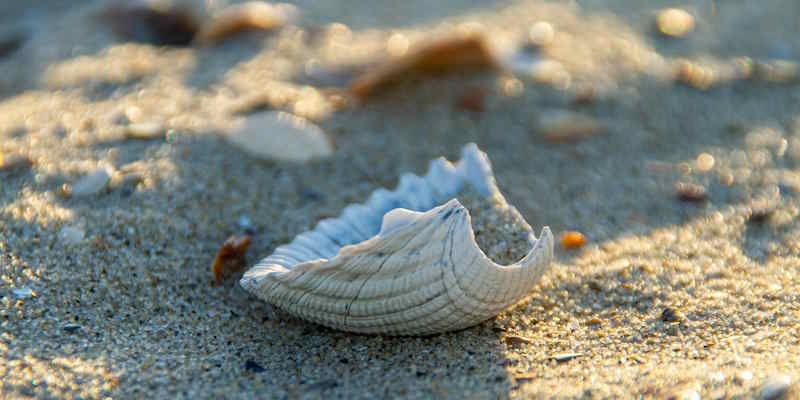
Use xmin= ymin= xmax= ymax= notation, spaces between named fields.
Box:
xmin=241 ymin=144 xmax=554 ymax=335
xmin=194 ymin=2 xmax=298 ymax=45
xmin=350 ymin=34 xmax=499 ymax=100
xmin=226 ymin=111 xmax=333 ymax=163
xmin=212 ymin=235 xmax=253 ymax=284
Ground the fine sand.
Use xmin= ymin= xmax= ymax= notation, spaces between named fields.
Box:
xmin=2 ymin=0 xmax=799 ymax=398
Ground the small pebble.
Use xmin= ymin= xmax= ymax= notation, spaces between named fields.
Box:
xmin=0 ymin=30 xmax=26 ymax=59
xmin=244 ymin=359 xmax=265 ymax=373
xmin=695 ymin=153 xmax=715 ymax=172
xmin=11 ymin=287 xmax=34 ymax=299
xmin=660 ymin=307 xmax=684 ymax=323
xmin=759 ymin=375 xmax=795 ymax=400
xmin=675 ymin=182 xmax=708 ymax=202
xmin=62 ymin=324 xmax=81 ymax=333
xmin=503 ymin=335 xmax=533 ymax=346
xmin=350 ymin=33 xmax=498 ymax=99
xmin=125 ymin=122 xmax=164 ymax=140
xmin=58 ymin=225 xmax=86 ymax=246
xmin=656 ymin=8 xmax=695 ymax=38
xmin=538 ymin=110 xmax=606 ymax=143
xmin=72 ymin=170 xmax=111 ymax=197
xmin=528 ymin=21 xmax=555 ymax=47
xmin=97 ymin=1 xmax=201 ymax=46
xmin=226 ymin=111 xmax=333 ymax=163
xmin=194 ymin=2 xmax=299 ymax=45
xmin=560 ymin=231 xmax=586 ymax=249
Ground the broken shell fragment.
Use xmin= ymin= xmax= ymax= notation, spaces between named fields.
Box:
xmin=213 ymin=235 xmax=253 ymax=284
xmin=350 ymin=33 xmax=499 ymax=100
xmin=225 ymin=111 xmax=333 ymax=163
xmin=194 ymin=2 xmax=298 ymax=45
xmin=240 ymin=144 xmax=554 ymax=335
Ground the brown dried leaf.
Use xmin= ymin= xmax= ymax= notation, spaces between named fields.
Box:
xmin=212 ymin=235 xmax=252 ymax=284
xmin=350 ymin=33 xmax=499 ymax=100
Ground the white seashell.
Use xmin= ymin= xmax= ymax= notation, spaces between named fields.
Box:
xmin=241 ymin=144 xmax=554 ymax=335
xmin=226 ymin=111 xmax=333 ymax=163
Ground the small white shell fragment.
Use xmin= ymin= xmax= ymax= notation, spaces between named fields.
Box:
xmin=58 ymin=225 xmax=86 ymax=246
xmin=241 ymin=144 xmax=554 ymax=335
xmin=656 ymin=8 xmax=695 ymax=38
xmin=71 ymin=170 xmax=111 ymax=197
xmin=194 ymin=1 xmax=298 ymax=45
xmin=226 ymin=111 xmax=332 ymax=163
xmin=125 ymin=122 xmax=164 ymax=140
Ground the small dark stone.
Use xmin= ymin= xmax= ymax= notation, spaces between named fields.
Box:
xmin=660 ymin=307 xmax=682 ymax=323
xmin=244 ymin=359 xmax=265 ymax=373
xmin=0 ymin=31 xmax=26 ymax=59
xmin=62 ymin=324 xmax=81 ymax=333
xmin=339 ymin=357 xmax=349 ymax=364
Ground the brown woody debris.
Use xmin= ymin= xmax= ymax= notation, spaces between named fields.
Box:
xmin=212 ymin=235 xmax=252 ymax=284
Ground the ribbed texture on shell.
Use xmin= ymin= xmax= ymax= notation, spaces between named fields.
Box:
xmin=241 ymin=144 xmax=554 ymax=335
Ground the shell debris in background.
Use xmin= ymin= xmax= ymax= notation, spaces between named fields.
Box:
xmin=655 ymin=8 xmax=695 ymax=39
xmin=349 ymin=33 xmax=499 ymax=99
xmin=225 ymin=111 xmax=333 ymax=162
xmin=240 ymin=144 xmax=554 ymax=335
xmin=194 ymin=2 xmax=299 ymax=46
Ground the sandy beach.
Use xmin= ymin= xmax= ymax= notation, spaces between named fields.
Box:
xmin=2 ymin=0 xmax=799 ymax=398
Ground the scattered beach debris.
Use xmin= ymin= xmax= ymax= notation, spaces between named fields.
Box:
xmin=244 ymin=359 xmax=265 ymax=373
xmin=503 ymin=335 xmax=534 ymax=346
xmin=655 ymin=8 xmax=695 ymax=38
xmin=755 ymin=59 xmax=799 ymax=84
xmin=551 ymin=352 xmax=583 ymax=363
xmin=537 ymin=110 xmax=607 ymax=143
xmin=560 ymin=231 xmax=586 ymax=249
xmin=71 ymin=170 xmax=111 ymax=197
xmin=97 ymin=0 xmax=203 ymax=46
xmin=11 ymin=287 xmax=34 ymax=299
xmin=58 ymin=225 xmax=86 ymax=246
xmin=0 ymin=152 xmax=32 ymax=174
xmin=0 ymin=30 xmax=26 ymax=59
xmin=349 ymin=33 xmax=499 ymax=99
xmin=194 ymin=2 xmax=298 ymax=45
xmin=675 ymin=182 xmax=708 ymax=202
xmin=660 ymin=307 xmax=684 ymax=323
xmin=528 ymin=21 xmax=555 ymax=48
xmin=125 ymin=122 xmax=164 ymax=140
xmin=674 ymin=57 xmax=754 ymax=90
xmin=758 ymin=375 xmax=795 ymax=400
xmin=226 ymin=111 xmax=333 ymax=163
xmin=212 ymin=235 xmax=252 ymax=284
xmin=694 ymin=152 xmax=715 ymax=172
xmin=239 ymin=144 xmax=554 ymax=335
xmin=454 ymin=86 xmax=488 ymax=113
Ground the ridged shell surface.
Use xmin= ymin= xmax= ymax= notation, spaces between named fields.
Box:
xmin=240 ymin=143 xmax=554 ymax=335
